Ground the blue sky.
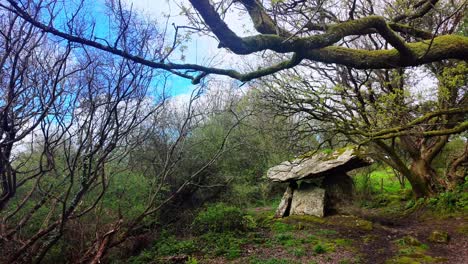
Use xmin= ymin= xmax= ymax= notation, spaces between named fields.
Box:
xmin=55 ymin=0 xmax=258 ymax=98
xmin=58 ymin=0 xmax=195 ymax=97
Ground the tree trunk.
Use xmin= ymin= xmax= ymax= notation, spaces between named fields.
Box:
xmin=408 ymin=158 xmax=439 ymax=197
xmin=446 ymin=143 xmax=468 ymax=190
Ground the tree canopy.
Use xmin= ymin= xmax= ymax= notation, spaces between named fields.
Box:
xmin=4 ymin=0 xmax=468 ymax=84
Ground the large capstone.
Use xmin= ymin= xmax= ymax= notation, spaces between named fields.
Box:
xmin=267 ymin=147 xmax=372 ymax=182
xmin=269 ymin=147 xmax=373 ymax=218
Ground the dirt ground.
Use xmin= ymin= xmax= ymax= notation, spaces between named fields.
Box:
xmin=199 ymin=207 xmax=468 ymax=264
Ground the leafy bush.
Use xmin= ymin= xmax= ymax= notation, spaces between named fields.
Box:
xmin=186 ymin=256 xmax=199 ymax=264
xmin=126 ymin=232 xmax=197 ymax=263
xmin=427 ymin=189 xmax=468 ymax=212
xmin=192 ymin=203 xmax=249 ymax=234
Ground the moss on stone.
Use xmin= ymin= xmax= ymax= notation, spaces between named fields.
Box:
xmin=428 ymin=230 xmax=449 ymax=244
xmin=296 ymin=145 xmax=366 ymax=161
xmin=386 ymin=236 xmax=447 ymax=264
xmin=280 ymin=215 xmax=326 ymax=226
xmin=400 ymin=236 xmax=422 ymax=246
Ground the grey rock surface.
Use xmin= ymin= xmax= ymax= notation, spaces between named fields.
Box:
xmin=267 ymin=148 xmax=372 ymax=182
xmin=274 ymin=184 xmax=295 ymax=218
xmin=290 ymin=184 xmax=325 ymax=217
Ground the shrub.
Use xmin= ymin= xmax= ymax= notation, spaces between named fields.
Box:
xmin=186 ymin=256 xmax=199 ymax=264
xmin=426 ymin=189 xmax=468 ymax=213
xmin=199 ymin=232 xmax=245 ymax=259
xmin=155 ymin=237 xmax=197 ymax=256
xmin=313 ymin=244 xmax=327 ymax=254
xmin=192 ymin=203 xmax=247 ymax=234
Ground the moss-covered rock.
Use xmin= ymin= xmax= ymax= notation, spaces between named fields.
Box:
xmin=428 ymin=230 xmax=449 ymax=244
xmin=402 ymin=236 xmax=421 ymax=246
xmin=387 ymin=236 xmax=447 ymax=264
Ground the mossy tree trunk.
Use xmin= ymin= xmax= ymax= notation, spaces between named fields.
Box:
xmin=407 ymin=158 xmax=439 ymax=197
xmin=375 ymin=136 xmax=450 ymax=198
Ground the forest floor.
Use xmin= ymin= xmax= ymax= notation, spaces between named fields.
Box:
xmin=190 ymin=206 xmax=468 ymax=264
xmin=127 ymin=169 xmax=468 ymax=264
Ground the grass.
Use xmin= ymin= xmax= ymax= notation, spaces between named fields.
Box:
xmin=354 ymin=168 xmax=411 ymax=196
xmin=385 ymin=236 xmax=447 ymax=264
xmin=249 ymin=258 xmax=300 ymax=264
xmin=125 ymin=167 xmax=466 ymax=264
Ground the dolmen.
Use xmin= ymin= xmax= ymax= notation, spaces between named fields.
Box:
xmin=267 ymin=147 xmax=373 ymax=218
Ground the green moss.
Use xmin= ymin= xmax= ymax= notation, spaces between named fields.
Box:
xmin=428 ymin=231 xmax=449 ymax=244
xmin=315 ymin=229 xmax=338 ymax=236
xmin=362 ymin=235 xmax=378 ymax=244
xmin=306 ymin=35 xmax=468 ymax=69
xmin=334 ymin=238 xmax=354 ymax=247
xmin=387 ymin=236 xmax=446 ymax=264
xmin=295 ymin=145 xmax=364 ymax=161
xmin=270 ymin=221 xmax=295 ymax=232
xmin=289 ymin=246 xmax=306 ymax=257
xmin=455 ymin=223 xmax=468 ymax=235
xmin=386 ymin=255 xmax=448 ymax=264
xmin=400 ymin=236 xmax=421 ymax=247
xmin=326 ymin=215 xmax=373 ymax=231
xmin=282 ymin=215 xmax=326 ymax=225
xmin=313 ymin=243 xmax=327 ymax=254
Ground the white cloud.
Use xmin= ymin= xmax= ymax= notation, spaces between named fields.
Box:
xmin=122 ymin=0 xmax=260 ymax=72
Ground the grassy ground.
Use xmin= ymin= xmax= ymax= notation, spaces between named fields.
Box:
xmin=127 ymin=206 xmax=468 ymax=264
xmin=126 ymin=168 xmax=468 ymax=264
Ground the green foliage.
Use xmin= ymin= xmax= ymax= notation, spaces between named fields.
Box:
xmin=335 ymin=238 xmax=353 ymax=247
xmin=128 ymin=230 xmax=247 ymax=262
xmin=426 ymin=188 xmax=468 ymax=213
xmin=354 ymin=168 xmax=411 ymax=196
xmin=101 ymin=169 xmax=151 ymax=220
xmin=322 ymin=148 xmax=334 ymax=155
xmin=127 ymin=232 xmax=197 ymax=263
xmin=432 ymin=137 xmax=467 ymax=173
xmin=199 ymin=232 xmax=246 ymax=259
xmin=270 ymin=221 xmax=295 ymax=232
xmin=185 ymin=256 xmax=199 ymax=264
xmin=228 ymin=182 xmax=264 ymax=207
xmin=400 ymin=182 xmax=468 ymax=214
xmin=353 ymin=166 xmax=415 ymax=211
xmin=387 ymin=236 xmax=445 ymax=264
xmin=192 ymin=203 xmax=250 ymax=234
xmin=290 ymin=246 xmax=306 ymax=257
xmin=274 ymin=232 xmax=298 ymax=247
xmin=313 ymin=244 xmax=327 ymax=254
xmin=315 ymin=229 xmax=338 ymax=236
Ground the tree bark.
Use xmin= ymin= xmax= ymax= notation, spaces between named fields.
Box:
xmin=408 ymin=158 xmax=439 ymax=197
xmin=446 ymin=143 xmax=468 ymax=189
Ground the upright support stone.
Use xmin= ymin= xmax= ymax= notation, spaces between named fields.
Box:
xmin=290 ymin=183 xmax=325 ymax=217
xmin=274 ymin=182 xmax=296 ymax=218
xmin=323 ymin=173 xmax=354 ymax=214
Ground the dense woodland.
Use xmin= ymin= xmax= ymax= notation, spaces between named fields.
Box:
xmin=0 ymin=0 xmax=467 ymax=263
